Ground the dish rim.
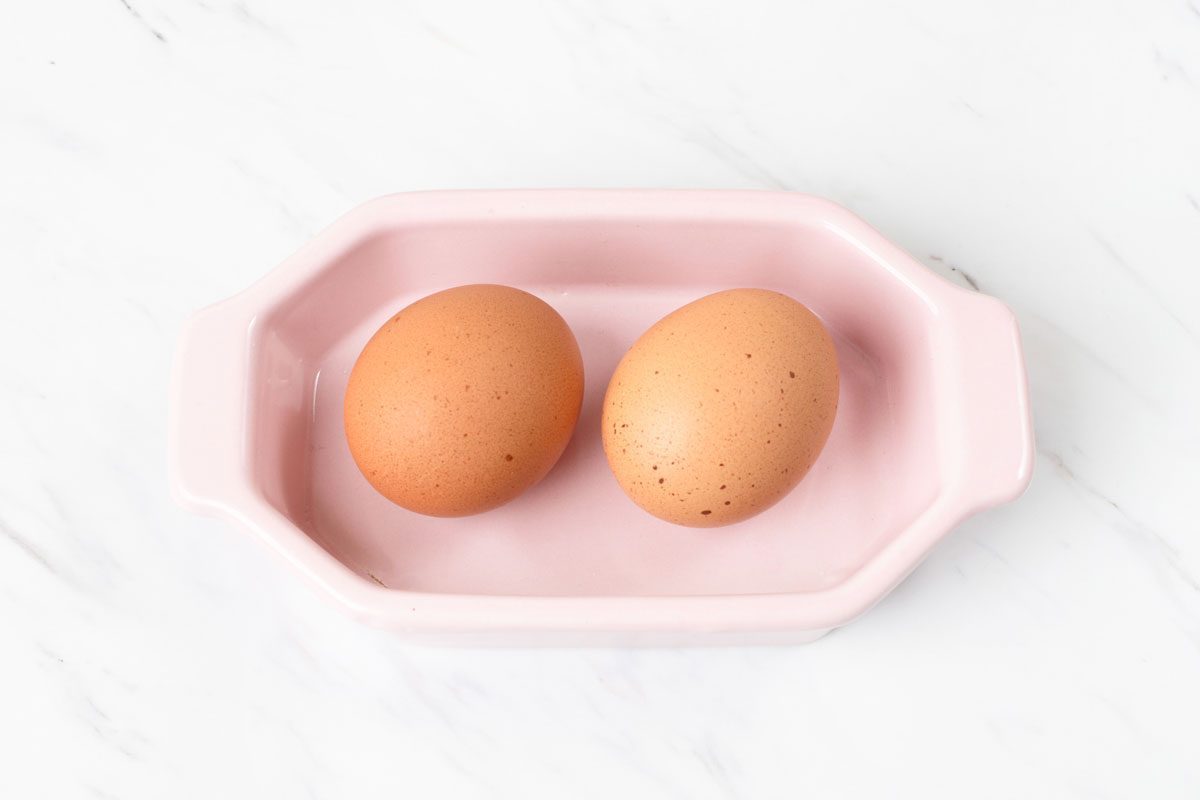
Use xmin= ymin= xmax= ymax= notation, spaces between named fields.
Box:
xmin=168 ymin=189 xmax=1034 ymax=636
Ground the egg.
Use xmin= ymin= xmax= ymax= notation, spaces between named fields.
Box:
xmin=602 ymin=289 xmax=839 ymax=528
xmin=344 ymin=284 xmax=584 ymax=516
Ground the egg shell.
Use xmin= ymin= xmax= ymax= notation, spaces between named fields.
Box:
xmin=602 ymin=288 xmax=839 ymax=528
xmin=344 ymin=284 xmax=584 ymax=517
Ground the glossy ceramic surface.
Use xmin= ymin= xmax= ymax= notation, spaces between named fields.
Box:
xmin=168 ymin=190 xmax=1033 ymax=644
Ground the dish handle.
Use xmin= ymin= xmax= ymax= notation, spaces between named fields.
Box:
xmin=167 ymin=301 xmax=252 ymax=512
xmin=943 ymin=294 xmax=1035 ymax=510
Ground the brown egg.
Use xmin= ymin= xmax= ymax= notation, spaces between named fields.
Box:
xmin=344 ymin=284 xmax=584 ymax=516
xmin=602 ymin=289 xmax=839 ymax=528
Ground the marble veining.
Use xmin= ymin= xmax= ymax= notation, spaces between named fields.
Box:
xmin=1 ymin=0 xmax=1198 ymax=797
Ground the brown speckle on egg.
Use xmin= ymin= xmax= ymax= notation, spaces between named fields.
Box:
xmin=600 ymin=288 xmax=838 ymax=528
xmin=344 ymin=284 xmax=584 ymax=517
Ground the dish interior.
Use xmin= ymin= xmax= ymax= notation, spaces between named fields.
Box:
xmin=250 ymin=217 xmax=940 ymax=596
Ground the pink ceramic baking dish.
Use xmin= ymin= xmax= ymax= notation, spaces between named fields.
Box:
xmin=168 ymin=190 xmax=1033 ymax=645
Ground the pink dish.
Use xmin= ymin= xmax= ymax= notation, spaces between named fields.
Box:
xmin=168 ymin=190 xmax=1033 ymax=645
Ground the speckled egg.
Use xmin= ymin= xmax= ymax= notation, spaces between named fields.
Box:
xmin=602 ymin=289 xmax=839 ymax=528
xmin=344 ymin=284 xmax=584 ymax=517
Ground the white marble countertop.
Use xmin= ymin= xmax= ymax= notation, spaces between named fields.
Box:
xmin=3 ymin=0 xmax=1199 ymax=796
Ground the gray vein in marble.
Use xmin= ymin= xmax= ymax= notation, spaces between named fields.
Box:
xmin=77 ymin=702 xmax=139 ymax=761
xmin=11 ymin=487 xmax=127 ymax=594
xmin=684 ymin=120 xmax=791 ymax=190
xmin=40 ymin=482 xmax=124 ymax=568
xmin=390 ymin=667 xmax=471 ymax=745
xmin=895 ymin=7 xmax=941 ymax=42
xmin=227 ymin=157 xmax=313 ymax=234
xmin=0 ymin=376 xmax=47 ymax=400
xmin=1089 ymin=230 xmax=1197 ymax=344
xmin=0 ymin=513 xmax=56 ymax=575
xmin=116 ymin=0 xmax=166 ymax=43
xmin=358 ymin=677 xmax=489 ymax=790
xmin=966 ymin=536 xmax=1051 ymax=599
xmin=1091 ymin=691 xmax=1155 ymax=748
xmin=594 ymin=732 xmax=685 ymax=799
xmin=956 ymin=98 xmax=985 ymax=119
xmin=232 ymin=0 xmax=286 ymax=41
xmin=1153 ymin=47 xmax=1195 ymax=87
xmin=1026 ymin=313 xmax=1163 ymax=413
xmin=431 ymin=746 xmax=484 ymax=796
xmin=34 ymin=641 xmax=66 ymax=666
xmin=1186 ymin=193 xmax=1199 ymax=213
xmin=690 ymin=741 xmax=737 ymax=798
xmin=82 ymin=696 xmax=111 ymax=725
xmin=8 ymin=112 xmax=97 ymax=157
xmin=544 ymin=1 xmax=795 ymax=193
xmin=591 ymin=0 xmax=642 ymax=35
xmin=417 ymin=17 xmax=472 ymax=55
xmin=556 ymin=0 xmax=639 ymax=38
xmin=123 ymin=295 xmax=164 ymax=334
xmin=928 ymin=254 xmax=980 ymax=290
xmin=275 ymin=719 xmax=322 ymax=793
xmin=552 ymin=18 xmax=799 ymax=195
xmin=1043 ymin=449 xmax=1200 ymax=599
